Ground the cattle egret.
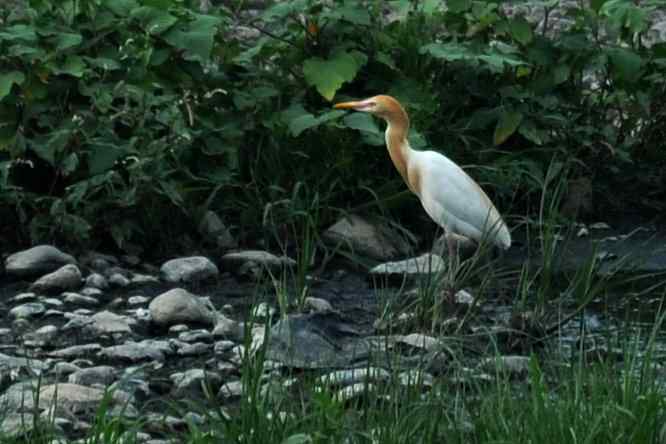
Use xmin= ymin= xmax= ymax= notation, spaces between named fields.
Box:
xmin=334 ymin=95 xmax=511 ymax=293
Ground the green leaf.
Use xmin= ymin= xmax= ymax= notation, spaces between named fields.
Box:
xmin=608 ymin=48 xmax=642 ymax=82
xmin=262 ymin=0 xmax=307 ymax=20
xmin=0 ymin=25 xmax=37 ymax=43
xmin=552 ymin=64 xmax=570 ymax=84
xmin=281 ymin=434 xmax=313 ymax=444
xmin=343 ymin=113 xmax=381 ymax=134
xmin=53 ymin=33 xmax=82 ymax=52
xmin=518 ymin=119 xmax=543 ymax=145
xmin=510 ymin=17 xmax=533 ymax=45
xmin=164 ymin=14 xmax=222 ymax=62
xmin=103 ymin=0 xmax=140 ymax=16
xmin=289 ymin=110 xmax=346 ymax=137
xmin=303 ymin=50 xmax=367 ymax=101
xmin=0 ymin=72 xmax=25 ymax=101
xmin=420 ymin=42 xmax=471 ymax=61
xmin=88 ymin=143 xmax=127 ymax=175
xmin=494 ymin=110 xmax=523 ymax=145
xmin=55 ymin=55 xmax=87 ymax=77
xmin=448 ymin=0 xmax=472 ymax=13
xmin=591 ymin=0 xmax=608 ymax=12
xmin=131 ymin=6 xmax=178 ymax=35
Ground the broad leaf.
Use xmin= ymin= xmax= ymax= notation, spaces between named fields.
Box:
xmin=494 ymin=110 xmax=523 ymax=145
xmin=53 ymin=33 xmax=82 ymax=52
xmin=164 ymin=14 xmax=222 ymax=62
xmin=103 ymin=0 xmax=140 ymax=16
xmin=131 ymin=7 xmax=178 ymax=35
xmin=0 ymin=72 xmax=25 ymax=101
xmin=289 ymin=110 xmax=346 ymax=136
xmin=55 ymin=55 xmax=87 ymax=77
xmin=88 ymin=143 xmax=127 ymax=175
xmin=0 ymin=25 xmax=37 ymax=43
xmin=510 ymin=17 xmax=533 ymax=45
xmin=420 ymin=42 xmax=471 ymax=61
xmin=448 ymin=0 xmax=471 ymax=13
xmin=303 ymin=50 xmax=367 ymax=101
xmin=343 ymin=113 xmax=381 ymax=134
xmin=608 ymin=48 xmax=642 ymax=82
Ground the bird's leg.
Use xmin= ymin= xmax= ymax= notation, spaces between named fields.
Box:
xmin=445 ymin=233 xmax=458 ymax=304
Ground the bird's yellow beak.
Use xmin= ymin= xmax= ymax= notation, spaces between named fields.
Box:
xmin=333 ymin=99 xmax=373 ymax=111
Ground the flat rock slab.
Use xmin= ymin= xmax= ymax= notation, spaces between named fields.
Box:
xmin=5 ymin=245 xmax=76 ymax=278
xmin=370 ymin=253 xmax=446 ymax=279
xmin=509 ymin=225 xmax=666 ymax=276
xmin=265 ymin=313 xmax=371 ymax=369
xmin=323 ymin=215 xmax=412 ymax=262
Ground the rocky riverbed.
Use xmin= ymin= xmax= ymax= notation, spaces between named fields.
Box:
xmin=1 ymin=215 xmax=665 ymax=442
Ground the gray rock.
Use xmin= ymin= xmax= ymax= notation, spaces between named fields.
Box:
xmin=63 ymin=292 xmax=99 ymax=306
xmin=130 ymin=273 xmax=160 ymax=285
xmin=84 ymin=311 xmax=133 ymax=336
xmin=370 ymin=253 xmax=446 ymax=277
xmin=98 ymin=340 xmax=173 ymax=363
xmin=47 ymin=344 xmax=102 ymax=359
xmin=220 ymin=250 xmax=296 ymax=276
xmin=85 ymin=272 xmax=109 ymax=289
xmin=170 ymin=368 xmax=222 ymax=397
xmin=176 ymin=342 xmax=211 ymax=356
xmin=5 ymin=245 xmax=76 ymax=277
xmin=68 ymin=366 xmax=117 ymax=387
xmin=9 ymin=302 xmax=46 ymax=319
xmin=395 ymin=333 xmax=440 ymax=352
xmin=218 ymin=380 xmax=244 ymax=400
xmin=199 ymin=210 xmax=237 ymax=249
xmin=480 ymin=355 xmax=531 ymax=377
xmin=266 ymin=313 xmax=368 ymax=369
xmin=213 ymin=340 xmax=236 ymax=354
xmin=178 ymin=329 xmax=212 ymax=343
xmin=108 ymin=273 xmax=131 ymax=287
xmin=30 ymin=264 xmax=82 ymax=293
xmin=212 ymin=314 xmax=244 ymax=341
xmin=304 ymin=297 xmax=333 ymax=313
xmin=160 ymin=256 xmax=219 ymax=284
xmin=149 ymin=288 xmax=217 ymax=327
xmin=22 ymin=325 xmax=58 ymax=348
xmin=128 ymin=295 xmax=150 ymax=306
xmin=80 ymin=251 xmax=118 ymax=272
xmin=0 ymin=352 xmax=49 ymax=372
xmin=323 ymin=215 xmax=412 ymax=261
xmin=11 ymin=292 xmax=36 ymax=302
xmin=53 ymin=362 xmax=81 ymax=376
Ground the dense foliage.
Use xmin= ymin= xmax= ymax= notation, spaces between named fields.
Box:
xmin=1 ymin=0 xmax=664 ymax=253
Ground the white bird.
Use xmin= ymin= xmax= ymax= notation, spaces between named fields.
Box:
xmin=334 ymin=95 xmax=511 ymax=288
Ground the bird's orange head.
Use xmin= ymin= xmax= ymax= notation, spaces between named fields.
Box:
xmin=334 ymin=95 xmax=407 ymax=122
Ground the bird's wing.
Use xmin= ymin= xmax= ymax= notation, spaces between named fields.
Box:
xmin=410 ymin=150 xmax=510 ymax=248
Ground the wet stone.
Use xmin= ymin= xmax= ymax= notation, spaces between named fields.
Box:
xmin=370 ymin=253 xmax=446 ymax=278
xmin=129 ymin=295 xmax=150 ymax=306
xmin=149 ymin=288 xmax=216 ymax=328
xmin=160 ymin=256 xmax=219 ymax=284
xmin=218 ymin=379 xmax=244 ymax=400
xmin=178 ymin=329 xmax=213 ymax=343
xmin=212 ymin=314 xmax=244 ymax=341
xmin=304 ymin=296 xmax=333 ymax=313
xmin=47 ymin=344 xmax=103 ymax=359
xmin=11 ymin=292 xmax=36 ymax=303
xmin=22 ymin=325 xmax=58 ymax=348
xmin=9 ymin=302 xmax=46 ymax=319
xmin=176 ymin=342 xmax=211 ymax=356
xmin=85 ymin=273 xmax=109 ymax=289
xmin=480 ymin=355 xmax=531 ymax=377
xmin=63 ymin=292 xmax=99 ymax=307
xmin=84 ymin=311 xmax=133 ymax=336
xmin=333 ymin=382 xmax=377 ymax=403
xmin=98 ymin=339 xmax=173 ymax=363
xmin=5 ymin=245 xmax=77 ymax=278
xmin=170 ymin=368 xmax=222 ymax=397
xmin=30 ymin=264 xmax=82 ymax=293
xmin=68 ymin=365 xmax=117 ymax=387
xmin=108 ymin=273 xmax=131 ymax=287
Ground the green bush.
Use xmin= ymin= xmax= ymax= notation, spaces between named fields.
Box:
xmin=1 ymin=0 xmax=664 ymax=253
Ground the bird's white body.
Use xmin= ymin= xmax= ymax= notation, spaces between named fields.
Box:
xmin=403 ymin=145 xmax=511 ymax=250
